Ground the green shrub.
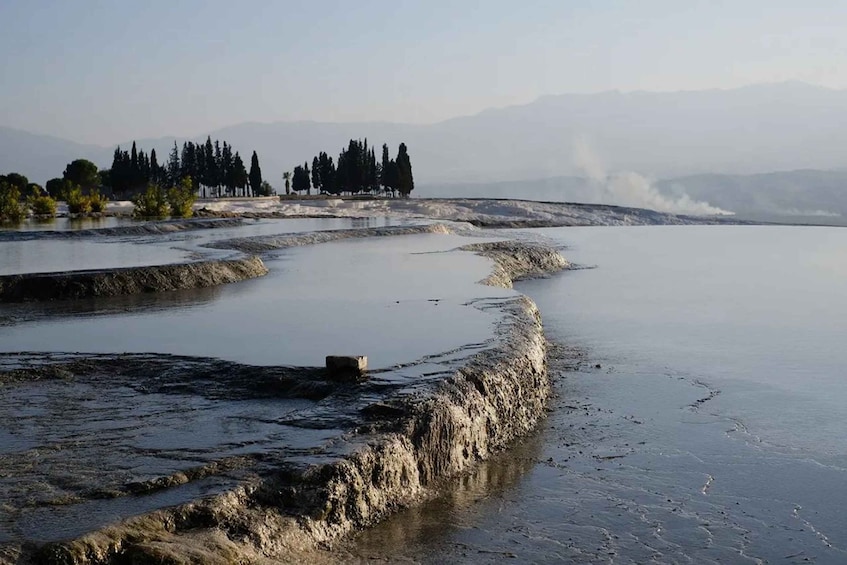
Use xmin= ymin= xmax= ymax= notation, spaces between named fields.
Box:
xmin=0 ymin=181 xmax=25 ymax=222
xmin=132 ymin=184 xmax=169 ymax=218
xmin=65 ymin=185 xmax=92 ymax=215
xmin=27 ymin=188 xmax=58 ymax=217
xmin=167 ymin=177 xmax=197 ymax=218
xmin=258 ymin=180 xmax=275 ymax=196
xmin=88 ymin=188 xmax=108 ymax=213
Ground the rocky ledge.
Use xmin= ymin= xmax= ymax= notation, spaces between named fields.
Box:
xmin=0 ymin=218 xmax=248 ymax=242
xmin=0 ymin=223 xmax=468 ymax=303
xmin=208 ymin=222 xmax=462 ymax=253
xmin=460 ymin=240 xmax=570 ymax=288
xmin=0 ymin=256 xmax=268 ymax=303
xmin=3 ymin=240 xmax=568 ymax=565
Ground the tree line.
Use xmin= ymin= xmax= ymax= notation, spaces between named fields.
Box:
xmin=288 ymin=140 xmax=414 ymax=197
xmin=108 ymin=138 xmax=267 ymax=198
xmin=3 ymin=137 xmax=417 ymax=222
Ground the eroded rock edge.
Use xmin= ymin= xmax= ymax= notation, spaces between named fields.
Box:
xmin=0 ymin=223 xmax=464 ymax=303
xmin=0 ymin=256 xmax=269 ymax=303
xmin=11 ymin=240 xmax=567 ymax=565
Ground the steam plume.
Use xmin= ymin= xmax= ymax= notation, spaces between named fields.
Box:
xmin=573 ymin=139 xmax=732 ymax=216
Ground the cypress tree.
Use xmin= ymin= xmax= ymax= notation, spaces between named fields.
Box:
xmin=167 ymin=142 xmax=180 ymax=187
xmin=182 ymin=142 xmax=201 ymax=197
xmin=380 ymin=144 xmax=390 ymax=191
xmin=130 ymin=142 xmax=139 ymax=190
xmin=289 ymin=139 xmax=404 ymax=197
xmin=291 ymin=165 xmax=304 ymax=194
xmin=196 ymin=142 xmax=208 ymax=197
xmin=232 ymin=152 xmax=248 ymax=196
xmin=396 ymin=143 xmax=414 ymax=198
xmin=361 ymin=139 xmax=369 ymax=193
xmin=318 ymin=152 xmax=336 ymax=195
xmin=139 ymin=150 xmax=150 ymax=187
xmin=311 ymin=156 xmax=321 ymax=193
xmin=111 ymin=147 xmax=127 ymax=195
xmin=203 ymin=137 xmax=215 ymax=195
xmin=369 ymin=148 xmax=378 ymax=193
xmin=221 ymin=142 xmax=233 ymax=196
xmin=336 ymin=148 xmax=348 ymax=194
xmin=214 ymin=140 xmax=222 ymax=194
xmin=385 ymin=159 xmax=399 ymax=197
xmin=292 ymin=164 xmax=311 ymax=194
xmin=249 ymin=151 xmax=262 ymax=197
xmin=150 ymin=148 xmax=159 ymax=185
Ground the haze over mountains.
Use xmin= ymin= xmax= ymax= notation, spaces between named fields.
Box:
xmin=3 ymin=82 xmax=847 ymax=219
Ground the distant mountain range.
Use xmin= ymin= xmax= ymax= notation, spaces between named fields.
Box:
xmin=2 ymin=82 xmax=847 ymax=219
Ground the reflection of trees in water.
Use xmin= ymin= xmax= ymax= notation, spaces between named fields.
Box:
xmin=0 ymin=216 xmax=124 ymax=237
xmin=350 ymin=217 xmax=373 ymax=229
xmin=337 ymin=430 xmax=544 ymax=559
xmin=349 ymin=217 xmax=394 ymax=229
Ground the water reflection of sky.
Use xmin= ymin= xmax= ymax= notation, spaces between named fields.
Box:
xmin=343 ymin=224 xmax=847 ymax=564
xmin=0 ymin=217 xmax=423 ymax=275
xmin=0 ymin=232 xmax=512 ymax=368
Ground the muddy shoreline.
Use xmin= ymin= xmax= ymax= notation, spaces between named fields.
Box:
xmin=1 ymin=238 xmax=568 ymax=564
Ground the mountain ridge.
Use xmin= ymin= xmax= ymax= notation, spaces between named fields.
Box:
xmin=3 ymin=82 xmax=847 ymax=188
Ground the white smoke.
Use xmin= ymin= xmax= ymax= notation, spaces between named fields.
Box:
xmin=573 ymin=139 xmax=733 ymax=216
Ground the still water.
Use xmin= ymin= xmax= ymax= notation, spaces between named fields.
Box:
xmin=0 ymin=232 xmax=508 ymax=369
xmin=1 ymin=217 xmax=137 ymax=232
xmin=345 ymin=225 xmax=847 ymax=564
xmin=0 ymin=217 xmax=417 ymax=275
xmin=0 ymin=225 xmax=511 ymax=544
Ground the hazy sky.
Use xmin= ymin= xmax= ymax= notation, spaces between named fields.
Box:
xmin=2 ymin=0 xmax=846 ymax=145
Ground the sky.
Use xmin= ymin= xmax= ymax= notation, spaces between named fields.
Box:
xmin=2 ymin=0 xmax=847 ymax=145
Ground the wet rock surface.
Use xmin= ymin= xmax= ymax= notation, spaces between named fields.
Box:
xmin=0 ymin=237 xmax=568 ymax=564
xmin=0 ymin=218 xmax=248 ymax=242
xmin=189 ymin=197 xmax=750 ymax=228
xmin=0 ymin=222 xmax=477 ymax=303
xmin=451 ymin=199 xmax=747 ymax=228
xmin=207 ymin=222 xmax=460 ymax=254
xmin=460 ymin=240 xmax=570 ymax=288
xmin=0 ymin=256 xmax=268 ymax=303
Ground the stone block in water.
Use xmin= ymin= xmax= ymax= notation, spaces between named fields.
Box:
xmin=326 ymin=355 xmax=368 ymax=381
